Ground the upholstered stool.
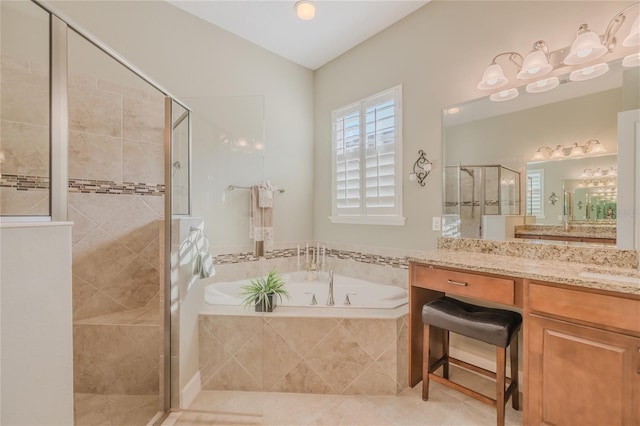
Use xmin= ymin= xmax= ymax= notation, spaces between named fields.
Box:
xmin=422 ymin=296 xmax=522 ymax=426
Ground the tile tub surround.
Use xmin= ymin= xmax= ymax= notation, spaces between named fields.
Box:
xmin=437 ymin=236 xmax=638 ymax=269
xmin=514 ymin=224 xmax=616 ymax=239
xmin=409 ymin=247 xmax=640 ymax=296
xmin=198 ymin=313 xmax=408 ymax=395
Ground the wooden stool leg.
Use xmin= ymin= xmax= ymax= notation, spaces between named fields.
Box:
xmin=422 ymin=324 xmax=431 ymax=401
xmin=442 ymin=329 xmax=450 ymax=379
xmin=510 ymin=333 xmax=520 ymax=410
xmin=496 ymin=346 xmax=506 ymax=426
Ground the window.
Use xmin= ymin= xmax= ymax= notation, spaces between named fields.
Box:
xmin=526 ymin=169 xmax=544 ymax=218
xmin=330 ymin=85 xmax=404 ymax=225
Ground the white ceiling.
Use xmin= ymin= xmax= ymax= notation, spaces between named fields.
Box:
xmin=167 ymin=0 xmax=430 ymax=70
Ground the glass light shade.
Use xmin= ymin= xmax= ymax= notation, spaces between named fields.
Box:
xmin=489 ymin=88 xmax=518 ymax=102
xmin=531 ymin=148 xmax=549 ymax=161
xmin=569 ymin=62 xmax=609 ymax=82
xmin=623 ymin=52 xmax=640 ymax=68
xmin=478 ymin=63 xmax=508 ymax=90
xmin=517 ymin=49 xmax=553 ymax=79
xmin=587 ymin=140 xmax=607 ymax=154
xmin=623 ymin=15 xmax=640 ymax=47
xmin=564 ymin=29 xmax=607 ymax=65
xmin=550 ymin=145 xmax=565 ymax=158
xmin=526 ymin=76 xmax=560 ymax=93
xmin=569 ymin=143 xmax=585 ymax=157
xmin=295 ymin=1 xmax=315 ymax=20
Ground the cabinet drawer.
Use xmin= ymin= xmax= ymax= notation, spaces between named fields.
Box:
xmin=413 ymin=265 xmax=515 ymax=305
xmin=528 ymin=282 xmax=640 ymax=334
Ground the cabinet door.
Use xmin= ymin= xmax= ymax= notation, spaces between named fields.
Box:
xmin=527 ymin=314 xmax=640 ymax=426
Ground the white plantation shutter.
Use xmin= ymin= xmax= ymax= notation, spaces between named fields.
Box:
xmin=331 ymin=86 xmax=404 ymax=225
xmin=527 ymin=169 xmax=544 ymax=218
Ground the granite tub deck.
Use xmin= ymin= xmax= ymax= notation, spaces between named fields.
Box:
xmin=410 ymin=238 xmax=640 ymax=296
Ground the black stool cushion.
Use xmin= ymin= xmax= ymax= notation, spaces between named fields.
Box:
xmin=422 ymin=297 xmax=522 ymax=347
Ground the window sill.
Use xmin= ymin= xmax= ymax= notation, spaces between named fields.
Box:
xmin=329 ymin=215 xmax=406 ymax=226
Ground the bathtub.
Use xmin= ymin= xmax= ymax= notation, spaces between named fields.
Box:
xmin=204 ymin=272 xmax=407 ymax=309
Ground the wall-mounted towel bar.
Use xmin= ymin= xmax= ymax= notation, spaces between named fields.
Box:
xmin=227 ymin=185 xmax=285 ymax=193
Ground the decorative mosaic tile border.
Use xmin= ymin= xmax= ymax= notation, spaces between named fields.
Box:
xmin=213 ymin=247 xmax=409 ymax=269
xmin=0 ymin=174 xmax=49 ymax=190
xmin=69 ymin=178 xmax=164 ymax=196
xmin=0 ymin=174 xmax=164 ymax=196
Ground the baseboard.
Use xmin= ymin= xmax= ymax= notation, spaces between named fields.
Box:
xmin=181 ymin=370 xmax=201 ymax=409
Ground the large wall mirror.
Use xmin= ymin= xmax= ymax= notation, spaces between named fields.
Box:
xmin=442 ymin=57 xmax=640 ymax=249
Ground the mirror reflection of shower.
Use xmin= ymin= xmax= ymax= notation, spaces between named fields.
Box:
xmin=443 ymin=164 xmax=521 ymax=239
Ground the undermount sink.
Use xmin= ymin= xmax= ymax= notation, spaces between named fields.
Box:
xmin=578 ymin=271 xmax=640 ymax=286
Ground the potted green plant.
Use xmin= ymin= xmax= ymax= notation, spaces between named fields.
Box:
xmin=240 ymin=269 xmax=289 ymax=312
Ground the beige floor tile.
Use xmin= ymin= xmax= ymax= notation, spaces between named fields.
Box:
xmin=169 ymin=362 xmax=523 ymax=426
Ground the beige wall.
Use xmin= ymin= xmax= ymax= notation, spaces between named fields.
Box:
xmin=53 ymin=0 xmax=315 ymax=251
xmin=313 ymin=0 xmax=634 ymax=250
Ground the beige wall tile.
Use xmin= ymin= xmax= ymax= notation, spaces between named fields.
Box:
xmin=69 ymin=86 xmax=122 ymax=137
xmin=72 ymin=289 xmax=127 ymax=322
xmin=0 ymin=120 xmax=49 ymax=176
xmin=0 ymin=187 xmax=48 ymax=216
xmin=69 ymin=205 xmax=97 ymax=245
xmin=138 ymin=236 xmax=159 ymax=269
xmin=266 ymin=317 xmax=339 ymax=358
xmin=342 ymin=318 xmax=396 ymax=359
xmin=123 ymin=95 xmax=164 ymax=144
xmin=104 ymin=258 xmax=159 ymax=309
xmin=0 ymin=68 xmax=49 ymax=126
xmin=68 ymin=193 xmax=131 ymax=227
xmin=202 ymin=357 xmax=262 ymax=391
xmin=270 ymin=361 xmax=333 ymax=394
xmin=262 ymin=324 xmax=302 ymax=389
xmin=200 ymin=315 xmax=261 ymax=356
xmin=122 ymin=139 xmax=164 ymax=184
xmin=69 ymin=130 xmax=122 ymax=181
xmin=101 ymin=196 xmax=161 ymax=253
xmin=72 ymin=227 xmax=135 ymax=290
xmin=98 ymin=79 xmax=164 ymax=105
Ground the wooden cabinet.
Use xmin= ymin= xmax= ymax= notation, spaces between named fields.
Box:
xmin=525 ymin=281 xmax=640 ymax=426
xmin=408 ymin=263 xmax=522 ymax=387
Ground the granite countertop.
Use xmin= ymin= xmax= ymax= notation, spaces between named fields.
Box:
xmin=514 ymin=224 xmax=616 ymax=239
xmin=408 ymin=250 xmax=640 ymax=296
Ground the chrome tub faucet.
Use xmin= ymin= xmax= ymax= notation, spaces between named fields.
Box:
xmin=327 ymin=270 xmax=335 ymax=306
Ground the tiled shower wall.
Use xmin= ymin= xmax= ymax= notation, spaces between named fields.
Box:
xmin=67 ymin=69 xmax=165 ymax=398
xmin=0 ymin=55 xmax=50 ymax=215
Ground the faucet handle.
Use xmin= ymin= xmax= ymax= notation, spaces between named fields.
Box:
xmin=305 ymin=292 xmax=317 ymax=305
xmin=344 ymin=292 xmax=357 ymax=306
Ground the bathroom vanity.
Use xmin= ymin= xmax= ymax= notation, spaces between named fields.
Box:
xmin=408 ymin=242 xmax=640 ymax=425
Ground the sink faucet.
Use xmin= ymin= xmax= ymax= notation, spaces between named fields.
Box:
xmin=327 ymin=270 xmax=335 ymax=306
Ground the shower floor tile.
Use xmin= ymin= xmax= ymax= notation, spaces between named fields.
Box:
xmin=74 ymin=393 xmax=158 ymax=426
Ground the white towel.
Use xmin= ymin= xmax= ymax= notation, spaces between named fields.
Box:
xmin=258 ymin=181 xmax=276 ymax=208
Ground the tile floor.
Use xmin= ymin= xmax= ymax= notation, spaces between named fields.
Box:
xmin=163 ymin=366 xmax=522 ymax=426
xmin=74 ymin=393 xmax=159 ymax=426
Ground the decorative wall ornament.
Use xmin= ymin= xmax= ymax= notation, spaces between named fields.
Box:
xmin=548 ymin=192 xmax=559 ymax=205
xmin=409 ymin=150 xmax=432 ymax=187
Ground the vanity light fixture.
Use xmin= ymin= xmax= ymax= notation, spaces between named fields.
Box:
xmin=295 ymin=0 xmax=315 ymax=20
xmin=489 ymin=87 xmax=519 ymax=102
xmin=409 ymin=150 xmax=432 ymax=187
xmin=564 ymin=24 xmax=608 ymax=65
xmin=531 ymin=146 xmax=553 ymax=161
xmin=623 ymin=52 xmax=640 ymax=67
xmin=517 ymin=41 xmax=553 ymax=79
xmin=623 ymin=15 xmax=640 ymax=46
xmin=478 ymin=4 xmax=640 ymax=98
xmin=585 ymin=139 xmax=607 ymax=154
xmin=550 ymin=145 xmax=565 ymax=159
xmin=526 ymin=76 xmax=560 ymax=94
xmin=477 ymin=52 xmax=522 ymax=90
xmin=569 ymin=62 xmax=610 ymax=82
xmin=531 ymin=139 xmax=607 ymax=161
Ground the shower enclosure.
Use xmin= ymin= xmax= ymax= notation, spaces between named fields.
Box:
xmin=443 ymin=165 xmax=521 ymax=238
xmin=1 ymin=1 xmax=191 ymax=424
